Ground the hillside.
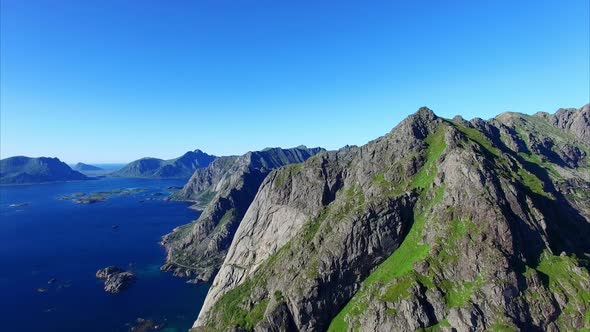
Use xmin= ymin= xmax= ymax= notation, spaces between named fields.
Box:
xmin=0 ymin=156 xmax=89 ymax=185
xmin=161 ymin=146 xmax=324 ymax=283
xmin=191 ymin=105 xmax=590 ymax=331
xmin=110 ymin=149 xmax=216 ymax=178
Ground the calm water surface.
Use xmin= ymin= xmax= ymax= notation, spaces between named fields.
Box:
xmin=0 ymin=177 xmax=208 ymax=332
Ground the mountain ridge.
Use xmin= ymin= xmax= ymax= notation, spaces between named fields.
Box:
xmin=110 ymin=149 xmax=216 ymax=178
xmin=160 ymin=145 xmax=324 ymax=283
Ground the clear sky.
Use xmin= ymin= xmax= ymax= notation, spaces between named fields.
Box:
xmin=1 ymin=0 xmax=589 ymax=163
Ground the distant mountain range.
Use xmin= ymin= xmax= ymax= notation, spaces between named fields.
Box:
xmin=110 ymin=149 xmax=216 ymax=178
xmin=0 ymin=156 xmax=89 ymax=185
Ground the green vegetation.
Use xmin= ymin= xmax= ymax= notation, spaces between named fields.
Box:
xmin=452 ymin=123 xmax=501 ymax=158
xmin=516 ymin=169 xmax=549 ymax=198
xmin=329 ymin=176 xmax=446 ymax=331
xmin=440 ymin=275 xmax=483 ymax=308
xmin=329 ymin=126 xmax=448 ymax=331
xmin=436 ymin=217 xmax=479 ymax=265
xmin=246 ymin=298 xmax=269 ymax=328
xmin=421 ymin=319 xmax=451 ymax=332
xmin=165 ymin=222 xmax=194 ymax=243
xmin=363 ymin=189 xmax=439 ymax=286
xmin=218 ymin=209 xmax=235 ymax=227
xmin=273 ymin=163 xmax=302 ymax=188
xmin=207 ymin=274 xmax=268 ymax=330
xmin=412 ymin=127 xmax=447 ymax=188
xmin=523 ymin=251 xmax=590 ymax=330
xmin=195 ymin=189 xmax=217 ymax=207
xmin=489 ymin=320 xmax=518 ymax=332
xmin=380 ymin=274 xmax=418 ymax=302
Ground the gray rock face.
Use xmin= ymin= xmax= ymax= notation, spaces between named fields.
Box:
xmin=191 ymin=105 xmax=590 ymax=332
xmin=536 ymin=104 xmax=590 ymax=142
xmin=110 ymin=149 xmax=216 ymax=178
xmin=161 ymin=146 xmax=324 ymax=283
xmin=96 ymin=266 xmax=136 ymax=294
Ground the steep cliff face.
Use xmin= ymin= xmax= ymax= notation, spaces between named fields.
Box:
xmin=161 ymin=146 xmax=324 ymax=283
xmin=0 ymin=156 xmax=89 ymax=184
xmin=111 ymin=149 xmax=216 ymax=178
xmin=193 ymin=106 xmax=590 ymax=332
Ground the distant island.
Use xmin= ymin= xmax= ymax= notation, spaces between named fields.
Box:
xmin=0 ymin=156 xmax=90 ymax=185
xmin=110 ymin=149 xmax=216 ymax=179
xmin=72 ymin=162 xmax=103 ymax=172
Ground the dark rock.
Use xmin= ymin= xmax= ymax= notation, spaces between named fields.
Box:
xmin=96 ymin=266 xmax=136 ymax=294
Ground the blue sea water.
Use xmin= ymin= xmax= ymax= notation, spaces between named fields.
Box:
xmin=0 ymin=177 xmax=209 ymax=332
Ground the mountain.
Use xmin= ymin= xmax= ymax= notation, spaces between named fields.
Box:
xmin=0 ymin=156 xmax=89 ymax=184
xmin=110 ymin=149 xmax=216 ymax=178
xmin=161 ymin=146 xmax=324 ymax=283
xmin=72 ymin=162 xmax=103 ymax=172
xmin=189 ymin=105 xmax=590 ymax=331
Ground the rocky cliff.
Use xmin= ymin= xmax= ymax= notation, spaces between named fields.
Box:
xmin=0 ymin=156 xmax=90 ymax=184
xmin=161 ymin=146 xmax=324 ymax=283
xmin=192 ymin=105 xmax=590 ymax=331
xmin=111 ymin=149 xmax=216 ymax=178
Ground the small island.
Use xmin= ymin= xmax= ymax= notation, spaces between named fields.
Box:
xmin=9 ymin=202 xmax=29 ymax=207
xmin=57 ymin=188 xmax=146 ymax=204
xmin=95 ymin=266 xmax=136 ymax=294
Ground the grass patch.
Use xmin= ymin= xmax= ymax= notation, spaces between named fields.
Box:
xmin=194 ymin=189 xmax=216 ymax=208
xmin=516 ymin=168 xmax=549 ymax=198
xmin=532 ymin=251 xmax=590 ymax=330
xmin=380 ymin=274 xmax=417 ymax=302
xmin=452 ymin=123 xmax=501 ymax=158
xmin=421 ymin=319 xmax=451 ymax=332
xmin=274 ymin=163 xmax=303 ymax=188
xmin=218 ymin=209 xmax=235 ymax=227
xmin=328 ymin=186 xmax=445 ymax=331
xmin=412 ymin=127 xmax=447 ymax=188
xmin=490 ymin=320 xmax=518 ymax=332
xmin=329 ymin=125 xmax=448 ymax=331
xmin=440 ymin=275 xmax=483 ymax=308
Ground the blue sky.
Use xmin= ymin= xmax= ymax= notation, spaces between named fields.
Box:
xmin=1 ymin=0 xmax=589 ymax=163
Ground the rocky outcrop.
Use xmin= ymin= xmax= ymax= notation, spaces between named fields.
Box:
xmin=161 ymin=146 xmax=324 ymax=283
xmin=96 ymin=266 xmax=136 ymax=294
xmin=536 ymin=104 xmax=590 ymax=143
xmin=0 ymin=156 xmax=89 ymax=185
xmin=192 ymin=105 xmax=590 ymax=331
xmin=110 ymin=149 xmax=216 ymax=178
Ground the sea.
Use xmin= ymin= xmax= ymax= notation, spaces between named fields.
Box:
xmin=0 ymin=177 xmax=209 ymax=332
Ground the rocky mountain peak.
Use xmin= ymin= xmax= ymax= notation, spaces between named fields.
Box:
xmin=189 ymin=106 xmax=590 ymax=332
